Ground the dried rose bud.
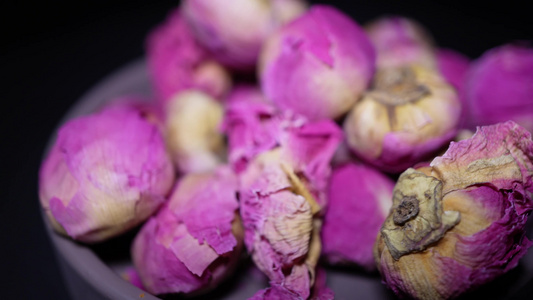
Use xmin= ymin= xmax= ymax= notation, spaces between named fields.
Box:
xmin=464 ymin=44 xmax=533 ymax=132
xmin=147 ymin=7 xmax=231 ymax=105
xmin=182 ymin=0 xmax=307 ymax=70
xmin=240 ymin=161 xmax=322 ymax=299
xmin=239 ymin=118 xmax=341 ymax=298
xmin=437 ymin=49 xmax=471 ymax=125
xmin=39 ymin=107 xmax=175 ymax=243
xmin=131 ymin=167 xmax=243 ymax=296
xmin=259 ymin=5 xmax=375 ymax=120
xmin=165 ymin=90 xmax=225 ymax=173
xmin=224 ymin=97 xmax=342 ymax=207
xmin=321 ymin=163 xmax=394 ymax=271
xmin=437 ymin=49 xmax=470 ymax=94
xmin=365 ymin=16 xmax=436 ymax=69
xmin=374 ymin=121 xmax=533 ymax=300
xmin=344 ymin=65 xmax=461 ymax=173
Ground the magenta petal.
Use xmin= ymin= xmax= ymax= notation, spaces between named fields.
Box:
xmin=464 ymin=44 xmax=533 ymax=131
xmin=321 ymin=163 xmax=394 ymax=271
xmin=171 ymin=167 xmax=239 ymax=254
xmin=170 ymin=231 xmax=219 ymax=276
xmin=437 ymin=48 xmax=470 ymax=93
xmin=222 ymin=87 xmax=281 ymax=173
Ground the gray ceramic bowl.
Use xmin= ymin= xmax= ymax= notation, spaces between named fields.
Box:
xmin=42 ymin=59 xmax=533 ymax=300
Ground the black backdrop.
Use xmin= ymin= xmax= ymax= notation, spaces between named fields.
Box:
xmin=1 ymin=0 xmax=532 ymax=299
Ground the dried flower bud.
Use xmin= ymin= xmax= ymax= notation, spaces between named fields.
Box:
xmin=223 ymin=89 xmax=342 ymax=207
xmin=239 ymin=116 xmax=341 ymax=298
xmin=366 ymin=16 xmax=436 ymax=69
xmin=321 ymin=163 xmax=394 ymax=271
xmin=240 ymin=161 xmax=322 ymax=299
xmin=464 ymin=44 xmax=533 ymax=132
xmin=147 ymin=8 xmax=231 ymax=105
xmin=344 ymin=65 xmax=461 ymax=173
xmin=437 ymin=49 xmax=471 ymax=125
xmin=165 ymin=90 xmax=225 ymax=173
xmin=39 ymin=107 xmax=175 ymax=243
xmin=182 ymin=0 xmax=307 ymax=70
xmin=374 ymin=121 xmax=533 ymax=300
xmin=131 ymin=167 xmax=243 ymax=296
xmin=437 ymin=49 xmax=470 ymax=94
xmin=259 ymin=5 xmax=375 ymax=120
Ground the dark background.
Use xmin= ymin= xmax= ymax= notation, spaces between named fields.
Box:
xmin=1 ymin=0 xmax=532 ymax=299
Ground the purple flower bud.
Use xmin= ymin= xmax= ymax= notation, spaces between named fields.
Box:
xmin=437 ymin=49 xmax=470 ymax=94
xmin=240 ymin=163 xmax=320 ymax=299
xmin=321 ymin=163 xmax=394 ymax=271
xmin=222 ymin=87 xmax=343 ymax=205
xmin=237 ymin=114 xmax=341 ymax=298
xmin=374 ymin=121 xmax=533 ymax=300
xmin=164 ymin=91 xmax=225 ymax=173
xmin=464 ymin=44 xmax=533 ymax=132
xmin=39 ymin=107 xmax=175 ymax=243
xmin=146 ymin=8 xmax=231 ymax=105
xmin=131 ymin=167 xmax=243 ymax=295
xmin=182 ymin=0 xmax=307 ymax=70
xmin=344 ymin=65 xmax=461 ymax=173
xmin=366 ymin=16 xmax=436 ymax=69
xmin=259 ymin=5 xmax=375 ymax=120
xmin=437 ymin=49 xmax=471 ymax=126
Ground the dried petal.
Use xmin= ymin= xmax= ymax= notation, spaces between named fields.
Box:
xmin=321 ymin=163 xmax=394 ymax=271
xmin=131 ymin=167 xmax=243 ymax=295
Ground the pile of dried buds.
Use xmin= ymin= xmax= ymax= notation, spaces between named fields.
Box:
xmin=39 ymin=1 xmax=533 ymax=300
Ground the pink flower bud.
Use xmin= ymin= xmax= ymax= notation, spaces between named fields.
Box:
xmin=182 ymin=0 xmax=307 ymax=70
xmin=437 ymin=49 xmax=471 ymax=125
xmin=464 ymin=44 xmax=533 ymax=132
xmin=344 ymin=65 xmax=461 ymax=173
xmin=146 ymin=8 xmax=231 ymax=105
xmin=437 ymin=49 xmax=470 ymax=94
xmin=39 ymin=107 xmax=175 ymax=243
xmin=374 ymin=121 xmax=533 ymax=299
xmin=259 ymin=5 xmax=375 ymax=120
xmin=366 ymin=16 xmax=436 ymax=69
xmin=224 ymin=93 xmax=342 ymax=208
xmin=240 ymin=163 xmax=320 ymax=299
xmin=321 ymin=163 xmax=394 ymax=271
xmin=237 ymin=111 xmax=341 ymax=298
xmin=164 ymin=91 xmax=225 ymax=173
xmin=131 ymin=167 xmax=243 ymax=295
